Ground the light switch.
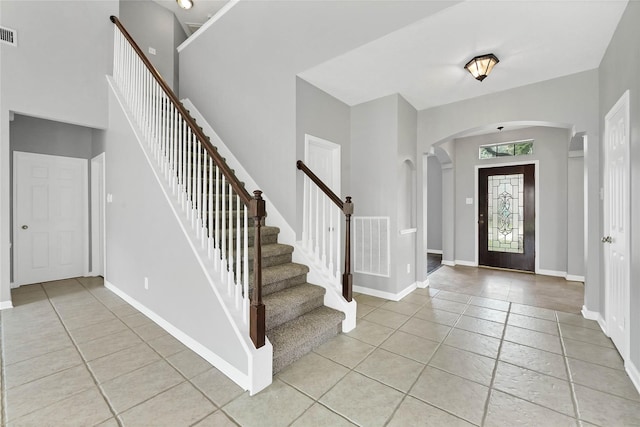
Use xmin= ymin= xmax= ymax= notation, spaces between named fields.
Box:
xmin=466 ymin=197 xmax=473 ymax=205
xmin=148 ymin=47 xmax=156 ymax=55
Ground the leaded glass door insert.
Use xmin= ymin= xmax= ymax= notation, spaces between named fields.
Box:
xmin=479 ymin=164 xmax=535 ymax=272
xmin=487 ymin=173 xmax=524 ymax=253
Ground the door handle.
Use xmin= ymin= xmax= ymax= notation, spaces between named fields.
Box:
xmin=21 ymin=225 xmax=28 ymax=230
xmin=601 ymin=236 xmax=612 ymax=243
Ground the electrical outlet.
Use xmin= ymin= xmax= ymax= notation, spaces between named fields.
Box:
xmin=148 ymin=47 xmax=156 ymax=55
xmin=144 ymin=277 xmax=149 ymax=290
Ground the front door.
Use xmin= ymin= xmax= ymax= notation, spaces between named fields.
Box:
xmin=603 ymin=91 xmax=630 ymax=359
xmin=478 ymin=164 xmax=535 ymax=272
xmin=14 ymin=152 xmax=87 ymax=286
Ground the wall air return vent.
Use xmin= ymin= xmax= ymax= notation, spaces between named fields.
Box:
xmin=0 ymin=26 xmax=17 ymax=47
xmin=354 ymin=216 xmax=390 ymax=277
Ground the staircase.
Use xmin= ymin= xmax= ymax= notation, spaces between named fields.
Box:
xmin=110 ymin=15 xmax=348 ymax=383
xmin=251 ymin=227 xmax=345 ymax=373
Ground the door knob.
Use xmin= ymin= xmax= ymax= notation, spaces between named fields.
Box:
xmin=601 ymin=236 xmax=612 ymax=243
xmin=21 ymin=225 xmax=28 ymax=230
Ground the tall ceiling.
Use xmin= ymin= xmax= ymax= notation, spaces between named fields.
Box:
xmin=152 ymin=0 xmax=226 ymax=36
xmin=161 ymin=0 xmax=628 ymax=112
xmin=299 ymin=0 xmax=628 ymax=111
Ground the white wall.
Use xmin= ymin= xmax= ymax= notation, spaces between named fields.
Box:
xmin=598 ymin=0 xmax=640 ymax=377
xmin=104 ymin=85 xmax=248 ymax=374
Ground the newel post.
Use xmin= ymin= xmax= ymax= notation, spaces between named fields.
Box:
xmin=342 ymin=197 xmax=354 ymax=302
xmin=250 ymin=190 xmax=266 ymax=348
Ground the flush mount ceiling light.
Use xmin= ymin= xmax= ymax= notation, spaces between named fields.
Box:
xmin=177 ymin=0 xmax=194 ymax=10
xmin=464 ymin=53 xmax=499 ymax=82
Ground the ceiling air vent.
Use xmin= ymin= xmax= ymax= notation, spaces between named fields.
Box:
xmin=1 ymin=26 xmax=17 ymax=47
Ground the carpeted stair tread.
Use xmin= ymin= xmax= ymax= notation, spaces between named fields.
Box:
xmin=263 ymin=283 xmax=326 ymax=330
xmin=268 ymin=306 xmax=345 ymax=373
xmin=250 ymin=263 xmax=309 ymax=295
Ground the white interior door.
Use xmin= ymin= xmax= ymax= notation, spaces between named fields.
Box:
xmin=603 ymin=90 xmax=630 ymax=360
xmin=305 ymin=135 xmax=341 ymax=194
xmin=14 ymin=152 xmax=88 ymax=286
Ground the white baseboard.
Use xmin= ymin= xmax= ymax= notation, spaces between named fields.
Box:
xmin=427 ymin=249 xmax=443 ymax=255
xmin=104 ymin=279 xmax=256 ymax=392
xmin=566 ymin=274 xmax=585 ymax=282
xmin=0 ymin=300 xmax=14 ymax=310
xmin=537 ymin=269 xmax=567 ymax=278
xmin=455 ymin=260 xmax=477 ymax=267
xmin=582 ymin=305 xmax=608 ymax=335
xmin=354 ymin=281 xmax=418 ymax=302
xmin=626 ymin=360 xmax=640 ymax=395
xmin=442 ymin=260 xmax=455 ymax=267
xmin=417 ymin=278 xmax=430 ymax=289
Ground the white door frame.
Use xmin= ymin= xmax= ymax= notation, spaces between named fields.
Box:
xmin=13 ymin=151 xmax=89 ymax=286
xmin=90 ymin=153 xmax=105 ymax=277
xmin=603 ymin=90 xmax=630 ymax=361
xmin=474 ymin=160 xmax=540 ymax=272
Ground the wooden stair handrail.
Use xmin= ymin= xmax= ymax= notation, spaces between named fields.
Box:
xmin=111 ymin=16 xmax=266 ymax=349
xmin=296 ymin=160 xmax=353 ymax=302
xmin=110 ymin=15 xmax=251 ymax=206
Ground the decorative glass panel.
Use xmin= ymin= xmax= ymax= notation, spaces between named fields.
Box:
xmin=479 ymin=140 xmax=534 ymax=159
xmin=487 ymin=173 xmax=524 ymax=253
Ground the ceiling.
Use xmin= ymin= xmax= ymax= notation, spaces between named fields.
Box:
xmin=152 ymin=0 xmax=226 ymax=36
xmin=158 ymin=0 xmax=627 ymax=115
xmin=299 ymin=0 xmax=628 ymax=111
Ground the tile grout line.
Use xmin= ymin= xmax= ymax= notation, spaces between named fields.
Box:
xmin=479 ymin=301 xmax=512 ymax=427
xmin=557 ymin=311 xmax=583 ymax=426
xmin=79 ymin=279 xmax=225 ymax=425
xmin=381 ymin=295 xmax=472 ymax=426
xmin=39 ymin=279 xmax=122 ymax=426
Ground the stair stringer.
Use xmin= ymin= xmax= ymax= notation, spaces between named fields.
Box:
xmin=183 ymin=99 xmax=356 ymax=332
xmin=107 ymin=77 xmax=272 ymax=395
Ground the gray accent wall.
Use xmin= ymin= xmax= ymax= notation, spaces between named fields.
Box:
xmin=599 ymin=0 xmax=640 ymax=375
xmin=427 ymin=155 xmax=442 ymax=252
xmin=0 ymin=0 xmax=117 ymax=129
xmin=296 ymin=78 xmax=351 ymax=235
xmin=119 ymin=0 xmax=186 ymax=93
xmin=0 ymin=0 xmax=117 ymax=302
xmin=178 ymin=0 xmax=466 ymax=230
xmin=104 ymin=84 xmax=248 ymax=373
xmin=452 ymin=126 xmax=572 ymax=273
xmin=416 ymin=70 xmax=599 ymax=299
xmin=350 ymin=94 xmax=417 ymax=294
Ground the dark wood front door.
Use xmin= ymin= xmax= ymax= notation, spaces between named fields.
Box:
xmin=478 ymin=164 xmax=535 ymax=272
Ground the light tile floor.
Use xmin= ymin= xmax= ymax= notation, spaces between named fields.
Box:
xmin=1 ymin=272 xmax=639 ymax=426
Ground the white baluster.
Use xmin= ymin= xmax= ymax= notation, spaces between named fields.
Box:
xmin=214 ymin=165 xmax=221 ymax=270
xmin=195 ymin=140 xmax=202 ymax=231
xmin=329 ymin=202 xmax=335 ymax=277
xmin=302 ymin=175 xmax=309 ymax=250
xmin=314 ymin=186 xmax=320 ymax=258
xmin=221 ymin=175 xmax=228 ymax=287
xmin=322 ymin=196 xmax=327 ymax=268
xmin=235 ymin=194 xmax=241 ymax=309
xmin=201 ymin=146 xmax=207 ymax=246
xmin=208 ymin=156 xmax=214 ymax=259
xmin=228 ymin=184 xmax=234 ymax=294
xmin=243 ymin=205 xmax=249 ymax=322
